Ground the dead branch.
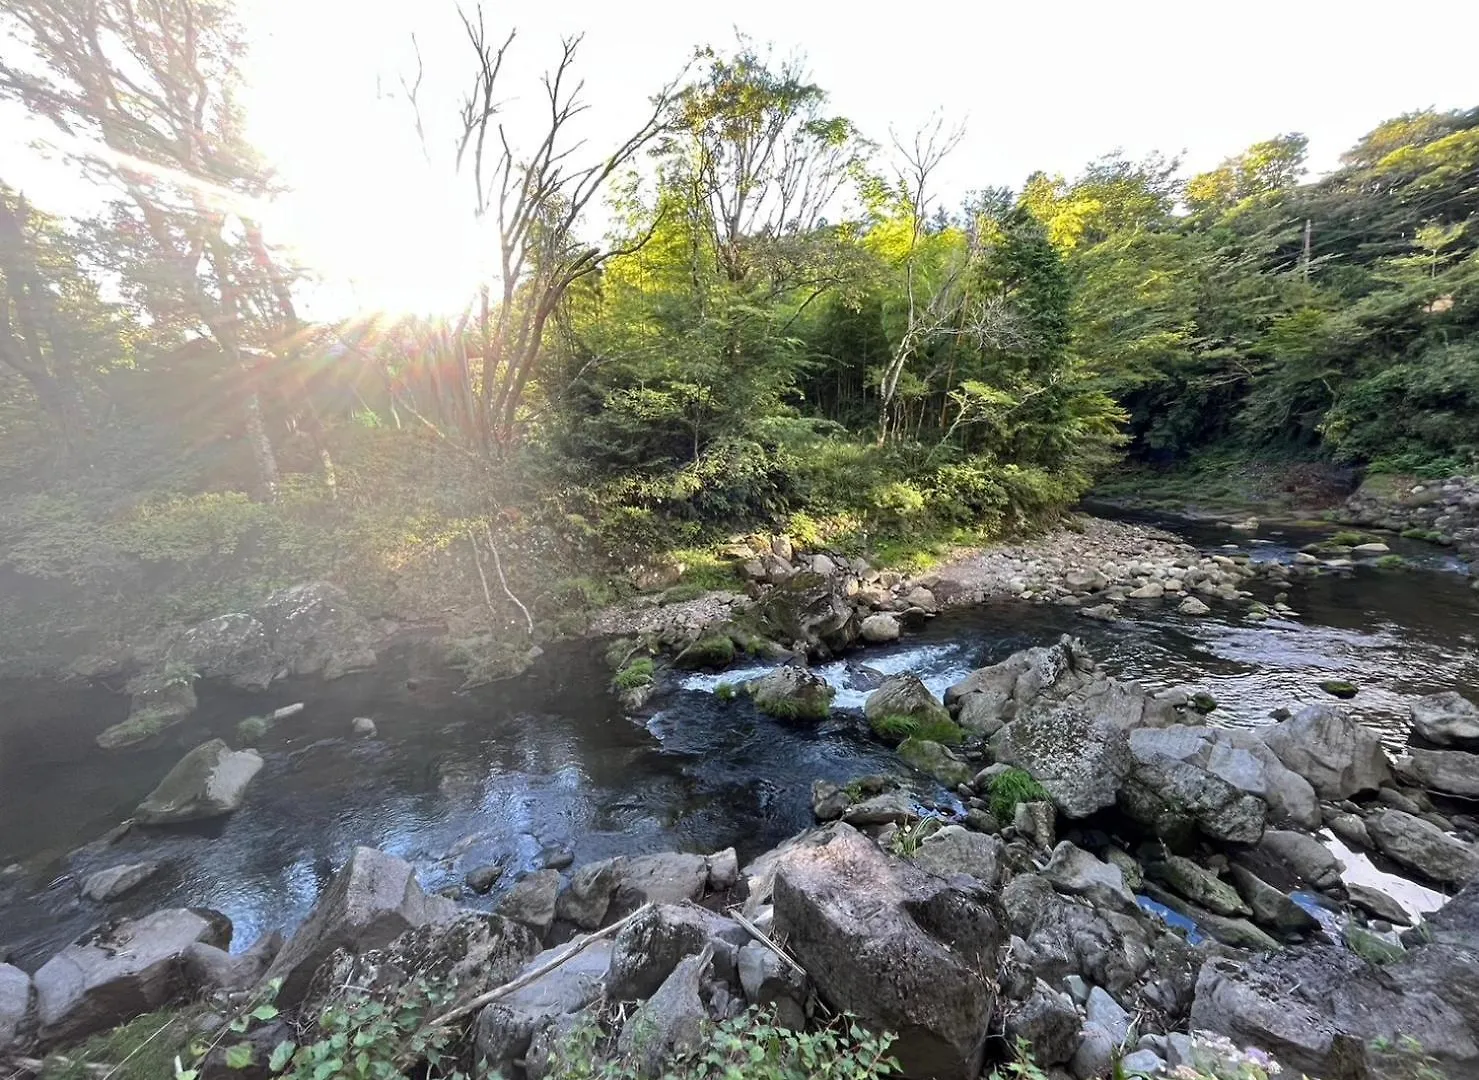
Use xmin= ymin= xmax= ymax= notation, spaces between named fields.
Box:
xmin=483 ymin=522 xmax=534 ymax=638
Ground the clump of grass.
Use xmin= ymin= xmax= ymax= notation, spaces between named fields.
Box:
xmin=756 ymin=695 xmax=831 ymax=722
xmin=659 ymin=582 xmax=710 ymax=604
xmin=870 ymin=712 xmax=963 ymax=745
xmin=235 ymin=714 xmax=271 ymax=745
xmin=1375 ymin=554 xmax=1406 ymax=570
xmin=714 ymin=681 xmax=737 ymax=702
xmin=1400 ymin=527 xmax=1446 ymax=544
xmin=988 ymin=767 xmax=1049 ymax=822
xmin=41 ymin=1007 xmax=199 ymax=1080
xmin=674 ymin=632 xmax=736 ymax=670
xmin=613 ymin=658 xmax=656 ymax=690
xmin=1330 ymin=530 xmax=1371 ymax=547
xmin=1346 ymin=925 xmax=1405 ymax=966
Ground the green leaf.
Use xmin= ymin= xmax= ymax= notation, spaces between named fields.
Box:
xmin=251 ymin=1003 xmax=280 ymax=1021
xmin=312 ymin=1059 xmax=344 ymax=1080
xmin=224 ymin=1042 xmax=254 ymax=1069
xmin=269 ymin=1039 xmax=296 ymax=1071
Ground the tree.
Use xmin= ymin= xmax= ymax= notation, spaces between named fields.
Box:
xmin=452 ymin=7 xmax=684 ymax=450
xmin=0 ymin=0 xmax=303 ymax=497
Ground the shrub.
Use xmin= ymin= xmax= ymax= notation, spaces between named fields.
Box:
xmin=613 ymin=658 xmax=656 ymax=691
xmin=987 ymin=768 xmax=1049 ymax=822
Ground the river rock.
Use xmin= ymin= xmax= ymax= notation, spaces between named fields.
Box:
xmin=859 ymin=613 xmax=901 ymax=644
xmin=1140 ymin=883 xmax=1281 ymax=952
xmin=1228 ymin=865 xmax=1319 ymax=936
xmin=1346 ymin=883 xmax=1410 ymax=927
xmin=772 ymin=823 xmax=1001 ymax=1080
xmin=991 ymin=702 xmax=1132 ymax=819
xmin=80 ymin=861 xmax=161 ymax=902
xmin=475 ymin=937 xmax=613 ymax=1071
xmin=1178 ymin=596 xmax=1211 ymax=616
xmin=841 ymin=790 xmax=918 ymax=827
xmin=1367 ymin=809 xmax=1479 ymax=886
xmin=1191 ymin=944 xmax=1479 ymax=1080
xmin=33 ymin=907 xmax=231 ymax=1045
xmin=1410 ymin=691 xmax=1479 ymax=748
xmin=748 ymin=664 xmax=835 ymax=721
xmin=1001 ymin=874 xmax=1155 ymax=999
xmin=1328 ymin=813 xmax=1371 ymax=850
xmin=1127 ymin=581 xmax=1165 ymax=600
xmin=754 ymin=573 xmax=859 ymax=656
xmin=135 ymin=740 xmax=263 ymax=825
xmin=96 ymin=680 xmax=198 ymax=749
xmin=1119 ymin=727 xmax=1268 ymax=844
xmin=1150 ymin=855 xmax=1251 ymax=917
xmin=605 ymin=903 xmax=746 ymax=1001
xmin=1256 ymin=830 xmax=1343 ymax=890
xmin=738 ymin=941 xmax=808 ymax=1030
xmin=262 ymin=846 xmax=457 ymax=1005
xmin=909 ymin=825 xmax=1004 ymax=888
xmin=618 ymin=947 xmax=711 ymax=1077
xmin=1003 ymin=980 xmax=1081 ymax=1066
xmin=863 ymin=673 xmax=950 ymax=730
xmin=352 ymin=716 xmax=377 ymax=736
xmin=1070 ymin=1021 xmax=1117 ymax=1080
xmin=0 ymin=963 xmax=34 ymax=1053
xmin=1260 ymin=704 xmax=1391 ymax=799
xmin=183 ymin=929 xmax=283 ymax=995
xmin=495 ymin=870 xmax=561 ymax=936
xmin=946 ymin=638 xmax=1082 ymax=731
xmin=1403 ymin=747 xmax=1479 ymax=797
xmin=1041 ymin=842 xmax=1136 ymax=913
xmin=897 ymin=737 xmax=972 ymax=787
xmin=810 ymin=779 xmax=850 ymax=821
xmin=556 ymin=853 xmax=711 ymax=930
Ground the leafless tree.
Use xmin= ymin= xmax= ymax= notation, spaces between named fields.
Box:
xmin=453 ymin=6 xmax=685 ymax=450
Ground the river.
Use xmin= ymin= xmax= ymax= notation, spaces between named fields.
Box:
xmin=1 ymin=514 xmax=1475 ymax=969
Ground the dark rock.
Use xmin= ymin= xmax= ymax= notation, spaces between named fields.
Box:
xmin=474 ymin=938 xmax=612 ymax=1072
xmin=1140 ymin=883 xmax=1281 ymax=952
xmin=811 ymin=780 xmax=850 ymax=821
xmin=1003 ymin=980 xmax=1081 ymax=1066
xmin=1367 ymin=809 xmax=1479 ymax=886
xmin=897 ymin=737 xmax=972 ymax=787
xmin=496 ymin=870 xmax=561 ymax=936
xmin=1228 ymin=865 xmax=1318 ymax=936
xmin=909 ymin=825 xmax=1004 ymax=888
xmin=1256 ymin=830 xmax=1343 ymax=890
xmin=97 ymin=681 xmax=198 ymax=750
xmin=183 ymin=930 xmax=284 ymax=995
xmin=738 ymin=942 xmax=808 ymax=1030
xmin=33 ymin=907 xmax=231 ymax=1045
xmin=617 ymin=948 xmax=712 ymax=1078
xmin=864 ymin=674 xmax=951 ymax=735
xmin=1001 ymin=874 xmax=1154 ymax=998
xmin=1345 ymin=883 xmax=1411 ymax=927
xmin=555 ymin=853 xmax=711 ymax=931
xmin=747 ymin=664 xmax=835 ymax=721
xmin=772 ymin=823 xmax=1001 ymax=1080
xmin=604 ymin=903 xmax=746 ymax=1001
xmin=1041 ymin=842 xmax=1136 ymax=913
xmin=262 ymin=846 xmax=457 ymax=1006
xmin=1404 ymin=747 xmax=1479 ymax=798
xmin=465 ymin=862 xmax=506 ymax=894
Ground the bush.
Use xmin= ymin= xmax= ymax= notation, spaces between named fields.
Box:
xmin=987 ymin=767 xmax=1049 ymax=822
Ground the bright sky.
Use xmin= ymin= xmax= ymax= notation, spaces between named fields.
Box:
xmin=5 ymin=0 xmax=1478 ymax=318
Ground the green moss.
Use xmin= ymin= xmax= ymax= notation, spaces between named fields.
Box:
xmin=1190 ymin=692 xmax=1218 ymax=714
xmin=1375 ymin=554 xmax=1406 ymax=570
xmin=1331 ymin=530 xmax=1372 ymax=547
xmin=659 ymin=582 xmax=709 ymax=604
xmin=1320 ymin=679 xmax=1359 ymax=699
xmin=40 ymin=1006 xmax=200 ymax=1080
xmin=869 ymin=712 xmax=963 ymax=745
xmin=94 ymin=707 xmax=184 ymax=750
xmin=988 ymin=767 xmax=1050 ymax=822
xmin=1346 ymin=925 xmax=1405 ymax=966
xmin=756 ymin=693 xmax=832 ymax=722
xmin=235 ymin=714 xmax=271 ymax=745
xmin=1400 ymin=527 xmax=1446 ymax=544
xmin=613 ymin=658 xmax=656 ymax=690
xmin=714 ymin=681 xmax=737 ymax=701
xmin=675 ymin=632 xmax=736 ymax=670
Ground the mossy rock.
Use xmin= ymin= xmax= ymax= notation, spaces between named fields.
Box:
xmin=1375 ymin=554 xmax=1406 ymax=570
xmin=235 ymin=714 xmax=271 ymax=745
xmin=674 ymin=633 xmax=736 ymax=670
xmin=897 ymin=737 xmax=972 ymax=787
xmin=749 ymin=666 xmax=834 ymax=721
xmin=1320 ymin=679 xmax=1359 ymax=699
xmin=1345 ymin=925 xmax=1404 ymax=966
xmin=1190 ymin=692 xmax=1218 ymax=715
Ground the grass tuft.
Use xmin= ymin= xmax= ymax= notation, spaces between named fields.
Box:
xmin=987 ymin=767 xmax=1049 ymax=822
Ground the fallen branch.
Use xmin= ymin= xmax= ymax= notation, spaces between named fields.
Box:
xmin=483 ymin=522 xmax=535 ymax=639
xmin=468 ymin=529 xmax=498 ymax=621
xmin=421 ymin=901 xmax=653 ymax=1032
xmin=728 ymin=905 xmax=808 ymax=978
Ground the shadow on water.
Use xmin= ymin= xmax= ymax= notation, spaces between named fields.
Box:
xmin=0 ymin=515 xmax=1475 ymax=968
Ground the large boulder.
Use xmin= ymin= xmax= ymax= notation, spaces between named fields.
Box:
xmin=1040 ymin=842 xmax=1137 ymax=913
xmin=33 ymin=907 xmax=231 ymax=1045
xmin=1190 ymin=946 xmax=1479 ymax=1080
xmin=617 ymin=948 xmax=711 ymax=1078
xmin=864 ymin=674 xmax=951 ymax=731
xmin=990 ymin=702 xmax=1133 ymax=819
xmin=1403 ymin=747 xmax=1479 ymax=797
xmin=604 ymin=903 xmax=746 ymax=1001
xmin=945 ymin=638 xmax=1084 ymax=734
xmin=183 ymin=930 xmax=283 ymax=996
xmin=771 ymin=824 xmax=1001 ymax=1080
xmin=474 ymin=938 xmax=612 ymax=1072
xmin=496 ymin=870 xmax=562 ymax=937
xmin=246 ymin=582 xmax=379 ymax=680
xmin=134 ymin=739 xmax=263 ymax=825
xmin=1120 ymin=727 xmax=1268 ymax=844
xmin=1259 ymin=704 xmax=1391 ymax=799
xmin=554 ymin=852 xmax=714 ymax=931
xmin=859 ymin=613 xmax=901 ymax=644
xmin=754 ymin=573 xmax=859 ymax=657
xmin=747 ymin=665 xmax=835 ymax=722
xmin=96 ymin=680 xmax=198 ymax=750
xmin=1367 ymin=809 xmax=1479 ymax=886
xmin=1410 ymin=691 xmax=1479 ymax=748
xmin=1391 ymin=880 xmax=1479 ymax=1050
xmin=0 ymin=963 xmax=35 ymax=1053
xmin=262 ymin=847 xmax=457 ymax=1005
xmin=909 ymin=825 xmax=1005 ymax=889
xmin=1256 ymin=830 xmax=1343 ymax=890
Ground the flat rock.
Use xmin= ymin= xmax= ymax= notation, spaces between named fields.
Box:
xmin=1150 ymin=855 xmax=1251 ymax=917
xmin=1404 ymin=747 xmax=1479 ymax=797
xmin=1367 ymin=809 xmax=1479 ymax=886
xmin=80 ymin=861 xmax=161 ymax=902
xmin=909 ymin=825 xmax=1004 ymax=889
xmin=1410 ymin=692 xmax=1479 ymax=748
xmin=33 ymin=907 xmax=230 ymax=1045
xmin=1346 ymin=883 xmax=1411 ymax=927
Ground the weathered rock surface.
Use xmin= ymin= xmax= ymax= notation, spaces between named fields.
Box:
xmin=33 ymin=907 xmax=230 ymax=1045
xmin=1255 ymin=830 xmax=1343 ymax=890
xmin=909 ymin=825 xmax=1004 ymax=889
xmin=80 ymin=861 xmax=161 ymax=902
xmin=617 ymin=948 xmax=711 ymax=1078
xmin=1345 ymin=883 xmax=1410 ymax=927
xmin=747 ymin=664 xmax=835 ymax=720
xmin=738 ymin=941 xmax=808 ymax=1030
xmin=1120 ymin=728 xmax=1268 ymax=844
xmin=0 ymin=963 xmax=35 ymax=1053
xmin=1000 ymin=874 xmax=1156 ymax=1000
xmin=135 ymin=739 xmax=263 ymax=825
xmin=1149 ymin=855 xmax=1250 ymax=917
xmin=859 ymin=613 xmax=901 ymax=644
xmin=475 ymin=938 xmax=612 ymax=1071
xmin=1367 ymin=809 xmax=1479 ymax=886
xmin=897 ymin=736 xmax=972 ymax=787
xmin=1410 ymin=691 xmax=1479 ymax=748
xmin=1404 ymin=747 xmax=1479 ymax=797
xmin=1259 ymin=704 xmax=1391 ymax=799
xmin=262 ymin=847 xmax=457 ymax=1005
xmin=604 ymin=903 xmax=745 ymax=1001
xmin=96 ymin=681 xmax=198 ymax=749
xmin=183 ymin=930 xmax=283 ymax=995
xmin=496 ymin=870 xmax=561 ymax=936
xmin=1041 ymin=842 xmax=1136 ymax=913
xmin=863 ymin=673 xmax=950 ymax=730
xmin=1228 ymin=865 xmax=1318 ymax=936
xmin=771 ymin=824 xmax=1001 ymax=1080
xmin=555 ymin=852 xmax=713 ymax=930
xmin=1002 ymin=980 xmax=1081 ymax=1066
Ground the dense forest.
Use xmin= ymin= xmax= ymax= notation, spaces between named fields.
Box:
xmin=1 ymin=0 xmax=1476 ymax=659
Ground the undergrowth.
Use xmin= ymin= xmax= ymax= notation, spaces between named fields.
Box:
xmin=987 ymin=768 xmax=1049 ymax=822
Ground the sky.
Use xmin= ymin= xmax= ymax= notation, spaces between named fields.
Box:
xmin=5 ymin=0 xmax=1478 ymax=318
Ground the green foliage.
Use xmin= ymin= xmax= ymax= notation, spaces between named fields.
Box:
xmin=675 ymin=633 xmax=737 ymax=670
xmin=714 ymin=681 xmax=737 ymax=701
xmin=888 ymin=815 xmax=943 ymax=857
xmin=236 ymin=714 xmax=271 ymax=745
xmin=41 ymin=1007 xmax=199 ymax=1080
xmin=1368 ymin=1035 xmax=1449 ymax=1080
xmin=613 ymin=658 xmax=656 ymax=690
xmin=987 ymin=768 xmax=1049 ymax=822
xmin=1331 ymin=531 xmax=1372 ymax=547
xmin=1320 ymin=679 xmax=1359 ymax=699
xmin=1346 ymin=925 xmax=1405 ymax=966
xmin=869 ymin=713 xmax=963 ymax=745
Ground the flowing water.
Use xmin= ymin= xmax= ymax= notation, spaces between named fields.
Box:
xmin=1 ymin=515 xmax=1475 ymax=969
